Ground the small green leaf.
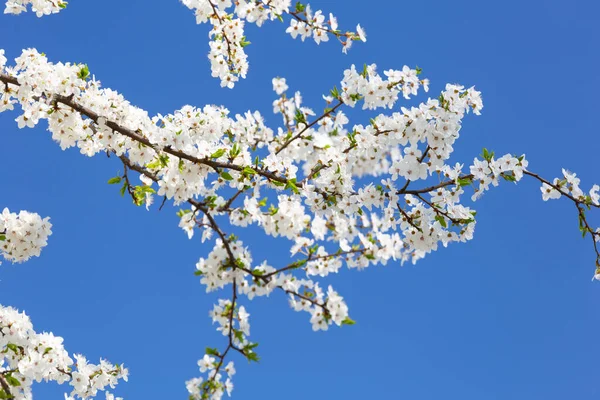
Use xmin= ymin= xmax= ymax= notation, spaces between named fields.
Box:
xmin=177 ymin=209 xmax=191 ymax=218
xmin=242 ymin=166 xmax=256 ymax=176
xmin=5 ymin=375 xmax=20 ymax=387
xmin=211 ymin=149 xmax=226 ymax=159
xmin=361 ymin=63 xmax=369 ymax=78
xmin=6 ymin=343 xmax=18 ymax=353
xmin=221 ymin=171 xmax=234 ymax=181
xmin=457 ymin=177 xmax=473 ymax=187
xmin=77 ymin=64 xmax=90 ymax=80
xmin=502 ymin=173 xmax=516 ymax=182
xmin=205 ymin=347 xmax=220 ymax=356
xmin=240 ymin=36 xmax=251 ymax=48
xmin=434 ymin=215 xmax=447 ymax=228
xmin=285 ymin=178 xmax=300 ymax=195
xmin=246 ymin=350 xmax=260 ymax=363
xmin=330 ymin=86 xmax=340 ymax=99
xmin=341 ymin=317 xmax=356 ymax=326
xmin=294 ymin=109 xmax=306 ymax=125
xmin=107 ymin=176 xmax=122 ymax=185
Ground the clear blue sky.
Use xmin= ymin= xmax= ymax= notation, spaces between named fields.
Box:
xmin=1 ymin=1 xmax=600 ymax=399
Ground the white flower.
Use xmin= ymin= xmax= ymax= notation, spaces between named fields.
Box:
xmin=356 ymin=24 xmax=367 ymax=42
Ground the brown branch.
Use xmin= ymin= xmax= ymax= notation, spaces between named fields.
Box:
xmin=276 ymin=100 xmax=344 ymax=155
xmin=0 ymin=375 xmax=14 ymax=399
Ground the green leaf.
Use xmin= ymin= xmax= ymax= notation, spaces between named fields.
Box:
xmin=415 ymin=66 xmax=423 ymax=75
xmin=221 ymin=171 xmax=234 ymax=181
xmin=341 ymin=317 xmax=356 ymax=326
xmin=242 ymin=166 xmax=256 ymax=176
xmin=502 ymin=173 xmax=516 ymax=182
xmin=77 ymin=64 xmax=90 ymax=80
xmin=294 ymin=108 xmax=306 ymax=125
xmin=120 ymin=181 xmax=128 ymax=196
xmin=0 ymin=389 xmax=10 ymax=399
xmin=146 ymin=159 xmax=162 ymax=169
xmin=285 ymin=178 xmax=300 ymax=195
xmin=361 ymin=63 xmax=369 ymax=78
xmin=205 ymin=347 xmax=220 ymax=356
xmin=330 ymin=86 xmax=340 ymax=99
xmin=159 ymin=154 xmax=170 ymax=167
xmin=107 ymin=176 xmax=122 ymax=184
xmin=229 ymin=143 xmax=241 ymax=159
xmin=434 ymin=215 xmax=447 ymax=228
xmin=6 ymin=343 xmax=18 ymax=353
xmin=0 ymin=235 xmax=5 ymax=241
xmin=457 ymin=177 xmax=473 ymax=187
xmin=58 ymin=1 xmax=67 ymax=8
xmin=177 ymin=209 xmax=191 ymax=218
xmin=288 ymin=259 xmax=307 ymax=270
xmin=240 ymin=36 xmax=251 ymax=48
xmin=5 ymin=375 xmax=20 ymax=387
xmin=481 ymin=147 xmax=495 ymax=161
xmin=210 ymin=149 xmax=226 ymax=159
xmin=246 ymin=350 xmax=260 ymax=363
xmin=295 ymin=1 xmax=305 ymax=12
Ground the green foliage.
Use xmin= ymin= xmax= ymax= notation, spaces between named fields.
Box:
xmin=77 ymin=64 xmax=90 ymax=80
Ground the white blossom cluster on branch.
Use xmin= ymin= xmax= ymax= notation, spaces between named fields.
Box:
xmin=2 ymin=44 xmax=599 ymax=399
xmin=2 ymin=2 xmax=600 ymax=399
xmin=3 ymin=0 xmax=66 ymax=17
xmin=3 ymin=0 xmax=367 ymax=87
xmin=0 ymin=305 xmax=128 ymax=400
xmin=180 ymin=0 xmax=366 ymax=87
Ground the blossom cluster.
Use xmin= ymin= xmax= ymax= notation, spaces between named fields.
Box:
xmin=4 ymin=0 xmax=66 ymax=17
xmin=0 ymin=305 xmax=128 ymax=400
xmin=185 ymin=299 xmax=248 ymax=400
xmin=469 ymin=152 xmax=528 ymax=201
xmin=540 ymin=168 xmax=600 ymax=205
xmin=180 ymin=0 xmax=366 ymax=87
xmin=1 ymin=44 xmax=599 ymax=399
xmin=0 ymin=207 xmax=52 ymax=264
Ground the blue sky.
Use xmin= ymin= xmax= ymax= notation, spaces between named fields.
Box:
xmin=1 ymin=0 xmax=600 ymax=399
